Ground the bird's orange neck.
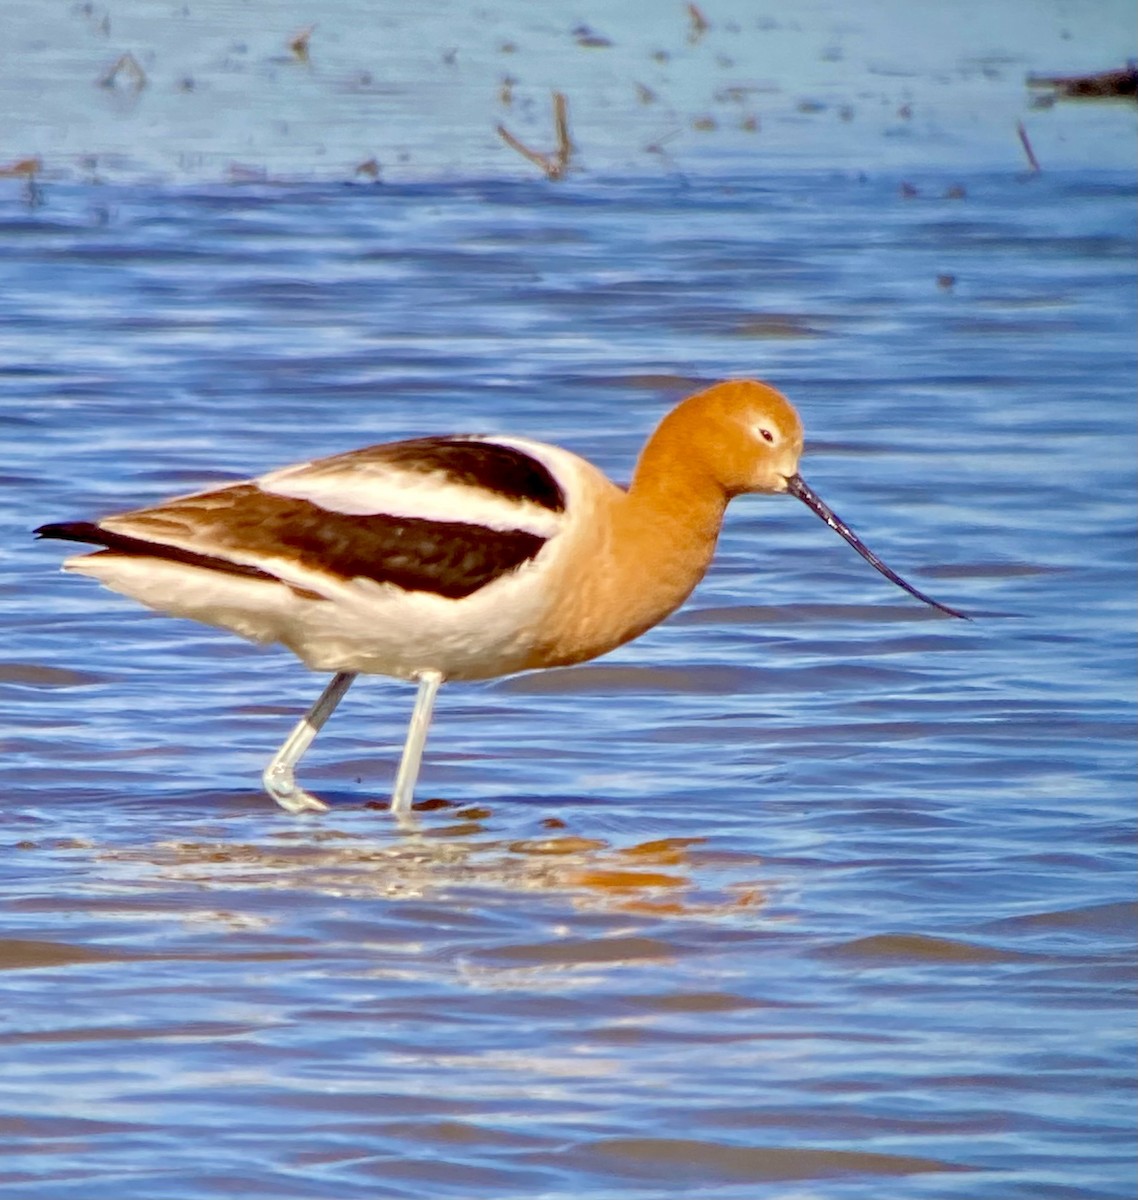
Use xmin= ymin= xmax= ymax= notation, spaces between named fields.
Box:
xmin=617 ymin=423 xmax=731 ymax=612
xmin=524 ymin=425 xmax=731 ymax=671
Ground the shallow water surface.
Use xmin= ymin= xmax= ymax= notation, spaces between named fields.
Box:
xmin=1 ymin=147 xmax=1135 ymax=1200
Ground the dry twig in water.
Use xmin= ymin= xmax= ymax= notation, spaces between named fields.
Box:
xmin=0 ymin=156 xmax=44 ymax=206
xmin=1027 ymin=65 xmax=1137 ymax=101
xmin=497 ymin=91 xmax=574 ymax=180
xmin=97 ymin=52 xmax=147 ymax=91
xmin=289 ymin=25 xmax=315 ymax=63
xmin=687 ymin=3 xmax=709 ymax=43
xmin=1016 ymin=120 xmax=1041 ymax=172
xmin=0 ymin=156 xmax=41 ymax=179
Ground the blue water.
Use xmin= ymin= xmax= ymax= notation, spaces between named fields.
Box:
xmin=2 ymin=0 xmax=1137 ymax=1186
xmin=2 ymin=163 xmax=1133 ymax=1200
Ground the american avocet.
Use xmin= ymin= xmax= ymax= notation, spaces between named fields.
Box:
xmin=36 ymin=380 xmax=964 ymax=817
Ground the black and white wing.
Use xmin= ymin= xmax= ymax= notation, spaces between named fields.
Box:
xmin=37 ymin=436 xmax=570 ymax=601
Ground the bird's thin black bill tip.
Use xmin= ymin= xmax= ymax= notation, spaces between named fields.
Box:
xmin=785 ymin=474 xmax=968 ymax=621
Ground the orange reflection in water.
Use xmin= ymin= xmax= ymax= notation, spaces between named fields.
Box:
xmin=98 ymin=804 xmax=768 ymax=920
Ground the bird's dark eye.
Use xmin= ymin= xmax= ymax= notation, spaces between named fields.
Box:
xmin=759 ymin=428 xmax=774 ymax=443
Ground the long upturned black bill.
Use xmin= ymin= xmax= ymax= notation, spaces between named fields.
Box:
xmin=785 ymin=474 xmax=967 ymax=619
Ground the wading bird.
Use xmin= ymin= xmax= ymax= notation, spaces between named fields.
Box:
xmin=36 ymin=380 xmax=964 ymax=816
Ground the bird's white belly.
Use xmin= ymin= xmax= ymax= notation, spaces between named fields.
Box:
xmin=66 ymin=552 xmax=552 ymax=682
xmin=282 ymin=569 xmax=550 ymax=680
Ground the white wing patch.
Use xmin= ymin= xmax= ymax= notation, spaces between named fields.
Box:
xmin=258 ymin=443 xmax=564 ymax=539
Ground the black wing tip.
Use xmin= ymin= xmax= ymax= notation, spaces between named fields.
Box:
xmin=34 ymin=520 xmax=106 ymax=545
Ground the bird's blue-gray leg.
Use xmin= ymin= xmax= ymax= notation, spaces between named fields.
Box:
xmin=263 ymin=671 xmax=358 ymax=814
xmin=390 ymin=669 xmax=444 ymax=821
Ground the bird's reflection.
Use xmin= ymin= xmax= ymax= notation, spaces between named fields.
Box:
xmin=104 ymin=797 xmax=768 ymax=917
